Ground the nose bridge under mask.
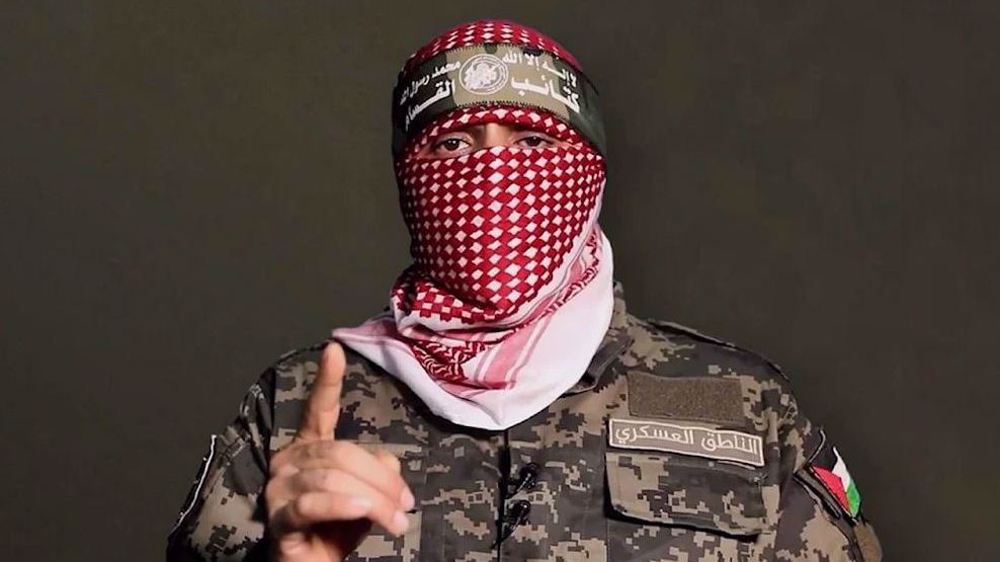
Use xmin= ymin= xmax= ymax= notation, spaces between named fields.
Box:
xmin=396 ymin=129 xmax=605 ymax=307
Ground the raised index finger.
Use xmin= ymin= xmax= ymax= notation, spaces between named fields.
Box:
xmin=295 ymin=341 xmax=347 ymax=442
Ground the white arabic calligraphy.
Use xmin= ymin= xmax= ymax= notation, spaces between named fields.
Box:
xmin=404 ymin=79 xmax=454 ymax=130
xmin=400 ymin=46 xmax=587 ymax=131
xmin=608 ymin=418 xmax=765 ymax=466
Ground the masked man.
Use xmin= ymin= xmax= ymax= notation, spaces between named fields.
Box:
xmin=167 ymin=19 xmax=882 ymax=562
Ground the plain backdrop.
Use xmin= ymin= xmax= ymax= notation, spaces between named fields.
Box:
xmin=2 ymin=1 xmax=998 ymax=560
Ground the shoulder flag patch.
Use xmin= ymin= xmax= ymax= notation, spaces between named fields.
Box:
xmin=809 ymin=442 xmax=861 ymax=518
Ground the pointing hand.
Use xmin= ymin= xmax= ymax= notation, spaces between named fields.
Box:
xmin=265 ymin=342 xmax=414 ymax=561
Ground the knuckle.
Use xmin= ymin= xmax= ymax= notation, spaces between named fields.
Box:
xmin=276 ymin=462 xmax=298 ymax=478
xmin=268 ymin=456 xmax=296 ymax=480
xmin=383 ymin=451 xmax=403 ymax=473
xmin=390 ymin=476 xmax=406 ymax=501
xmin=324 ymin=441 xmax=353 ymax=466
xmin=317 ymin=439 xmax=340 ymax=457
xmin=269 ymin=449 xmax=290 ymax=473
xmin=329 ymin=439 xmax=354 ymax=456
xmin=301 ymin=440 xmax=325 ymax=462
xmin=315 ymin=468 xmax=339 ymax=491
xmin=264 ymin=478 xmax=280 ymax=501
xmin=293 ymin=494 xmax=318 ymax=518
xmin=381 ymin=464 xmax=401 ymax=489
xmin=370 ymin=497 xmax=398 ymax=528
xmin=300 ymin=468 xmax=329 ymax=492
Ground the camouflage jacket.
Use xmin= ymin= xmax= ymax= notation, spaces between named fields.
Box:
xmin=167 ymin=280 xmax=881 ymax=562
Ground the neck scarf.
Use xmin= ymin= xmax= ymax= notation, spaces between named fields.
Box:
xmin=332 ymin=21 xmax=614 ymax=429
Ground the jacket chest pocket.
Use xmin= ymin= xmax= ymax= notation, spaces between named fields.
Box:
xmin=346 ymin=442 xmax=427 ymax=562
xmin=605 ymin=450 xmax=767 ymax=561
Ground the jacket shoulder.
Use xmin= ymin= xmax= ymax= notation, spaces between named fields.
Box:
xmin=621 ymin=313 xmax=791 ymax=386
xmin=648 ymin=317 xmax=788 ymax=380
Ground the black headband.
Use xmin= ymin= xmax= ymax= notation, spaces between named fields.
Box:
xmin=391 ymin=44 xmax=606 ymax=157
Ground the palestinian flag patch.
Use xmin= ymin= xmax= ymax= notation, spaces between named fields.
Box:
xmin=809 ymin=442 xmax=861 ymax=518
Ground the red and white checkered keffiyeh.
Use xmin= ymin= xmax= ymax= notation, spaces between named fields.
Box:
xmin=399 ymin=19 xmax=584 ymax=77
xmin=332 ymin=21 xmax=614 ymax=429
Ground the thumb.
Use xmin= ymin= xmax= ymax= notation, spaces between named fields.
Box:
xmin=295 ymin=341 xmax=347 ymax=442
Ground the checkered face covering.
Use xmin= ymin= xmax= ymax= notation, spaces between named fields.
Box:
xmin=401 ymin=19 xmax=583 ymax=76
xmin=393 ymin=105 xmax=607 ymax=328
xmin=331 ymin=20 xmax=616 ymax=429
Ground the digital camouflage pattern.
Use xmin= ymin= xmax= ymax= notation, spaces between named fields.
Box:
xmin=166 ymin=280 xmax=881 ymax=561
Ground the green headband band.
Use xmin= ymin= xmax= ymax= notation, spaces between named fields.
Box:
xmin=391 ymin=44 xmax=606 ymax=157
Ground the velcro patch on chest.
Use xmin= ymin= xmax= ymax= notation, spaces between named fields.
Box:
xmin=608 ymin=418 xmax=765 ymax=467
xmin=627 ymin=371 xmax=746 ymax=427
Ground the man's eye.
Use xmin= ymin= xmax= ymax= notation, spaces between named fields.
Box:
xmin=517 ymin=135 xmax=553 ymax=148
xmin=434 ymin=137 xmax=469 ymax=152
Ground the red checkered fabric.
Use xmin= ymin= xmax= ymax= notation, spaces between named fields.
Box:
xmin=393 ymin=104 xmax=605 ymax=320
xmin=328 ymin=19 xmax=611 ymax=396
xmin=390 ymin=104 xmax=607 ymax=382
xmin=401 ymin=19 xmax=584 ymax=76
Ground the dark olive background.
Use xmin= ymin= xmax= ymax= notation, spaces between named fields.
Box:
xmin=2 ymin=1 xmax=997 ymax=560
